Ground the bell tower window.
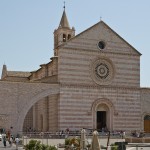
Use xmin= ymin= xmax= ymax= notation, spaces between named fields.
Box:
xmin=68 ymin=34 xmax=71 ymax=40
xmin=63 ymin=34 xmax=66 ymax=42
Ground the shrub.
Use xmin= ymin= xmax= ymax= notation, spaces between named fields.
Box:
xmin=24 ymin=140 xmax=39 ymax=150
xmin=111 ymin=143 xmax=118 ymax=150
xmin=24 ymin=140 xmax=57 ymax=150
xmin=41 ymin=144 xmax=49 ymax=150
xmin=64 ymin=137 xmax=81 ymax=150
xmin=48 ymin=146 xmax=57 ymax=150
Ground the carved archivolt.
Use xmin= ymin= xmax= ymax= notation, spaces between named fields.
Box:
xmin=90 ymin=98 xmax=117 ymax=115
xmin=91 ymin=98 xmax=113 ymax=110
xmin=91 ymin=98 xmax=116 ymax=130
xmin=142 ymin=112 xmax=150 ymax=120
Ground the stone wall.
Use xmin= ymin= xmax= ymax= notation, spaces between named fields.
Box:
xmin=48 ymin=94 xmax=59 ymax=131
xmin=58 ymin=48 xmax=140 ymax=87
xmin=33 ymin=97 xmax=49 ymax=132
xmin=58 ymin=22 xmax=140 ymax=88
xmin=30 ymin=57 xmax=58 ymax=81
xmin=59 ymin=85 xmax=141 ymax=131
xmin=141 ymin=88 xmax=150 ymax=114
xmin=140 ymin=88 xmax=150 ymax=130
xmin=23 ymin=107 xmax=33 ymax=131
xmin=0 ymin=81 xmax=59 ymax=134
xmin=57 ymin=21 xmax=142 ymax=132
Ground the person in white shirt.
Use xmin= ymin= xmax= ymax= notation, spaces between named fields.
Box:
xmin=15 ymin=137 xmax=19 ymax=150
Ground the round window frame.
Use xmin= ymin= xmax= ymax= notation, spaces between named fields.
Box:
xmin=90 ymin=57 xmax=115 ymax=85
xmin=98 ymin=41 xmax=106 ymax=50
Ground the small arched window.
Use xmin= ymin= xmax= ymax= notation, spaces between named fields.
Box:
xmin=68 ymin=34 xmax=71 ymax=40
xmin=63 ymin=34 xmax=66 ymax=42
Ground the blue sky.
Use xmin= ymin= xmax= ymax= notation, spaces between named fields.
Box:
xmin=0 ymin=0 xmax=150 ymax=87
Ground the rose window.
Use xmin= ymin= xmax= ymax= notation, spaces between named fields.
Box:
xmin=91 ymin=58 xmax=115 ymax=85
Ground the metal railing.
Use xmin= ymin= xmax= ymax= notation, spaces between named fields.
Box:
xmin=18 ymin=130 xmax=150 ymax=150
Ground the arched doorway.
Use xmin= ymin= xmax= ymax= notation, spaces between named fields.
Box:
xmin=144 ymin=115 xmax=150 ymax=133
xmin=92 ymin=98 xmax=114 ymax=131
xmin=96 ymin=104 xmax=110 ymax=131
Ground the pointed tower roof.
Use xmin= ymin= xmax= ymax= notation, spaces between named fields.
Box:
xmin=59 ymin=9 xmax=70 ymax=29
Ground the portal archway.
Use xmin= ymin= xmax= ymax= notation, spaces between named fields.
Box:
xmin=92 ymin=98 xmax=115 ymax=131
xmin=96 ymin=104 xmax=109 ymax=131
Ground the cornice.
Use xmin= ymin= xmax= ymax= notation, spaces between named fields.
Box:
xmin=140 ymin=88 xmax=150 ymax=93
xmin=59 ymin=47 xmax=140 ymax=57
xmin=60 ymin=83 xmax=141 ymax=91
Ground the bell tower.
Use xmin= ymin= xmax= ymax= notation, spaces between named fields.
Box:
xmin=54 ymin=5 xmax=75 ymax=55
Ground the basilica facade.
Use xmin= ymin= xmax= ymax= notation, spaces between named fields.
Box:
xmin=0 ymin=9 xmax=150 ymax=134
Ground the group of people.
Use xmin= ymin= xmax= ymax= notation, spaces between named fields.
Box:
xmin=52 ymin=128 xmax=69 ymax=138
xmin=2 ymin=133 xmax=13 ymax=148
xmin=1 ymin=131 xmax=20 ymax=149
xmin=131 ymin=130 xmax=145 ymax=138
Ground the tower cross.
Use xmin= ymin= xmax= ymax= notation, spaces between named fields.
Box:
xmin=63 ymin=1 xmax=65 ymax=10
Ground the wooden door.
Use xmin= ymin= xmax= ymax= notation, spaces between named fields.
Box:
xmin=144 ymin=115 xmax=150 ymax=133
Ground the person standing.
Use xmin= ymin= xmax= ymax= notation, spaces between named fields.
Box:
xmin=7 ymin=130 xmax=11 ymax=142
xmin=15 ymin=137 xmax=19 ymax=150
xmin=9 ymin=137 xmax=13 ymax=147
xmin=2 ymin=135 xmax=7 ymax=148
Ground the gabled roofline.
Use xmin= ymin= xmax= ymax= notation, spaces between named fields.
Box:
xmin=101 ymin=21 xmax=141 ymax=56
xmin=57 ymin=21 xmax=100 ymax=49
xmin=58 ymin=21 xmax=141 ymax=56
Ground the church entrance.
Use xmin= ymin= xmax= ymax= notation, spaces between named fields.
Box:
xmin=97 ymin=111 xmax=106 ymax=130
xmin=144 ymin=115 xmax=150 ymax=133
xmin=95 ymin=103 xmax=110 ymax=131
xmin=92 ymin=99 xmax=114 ymax=131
